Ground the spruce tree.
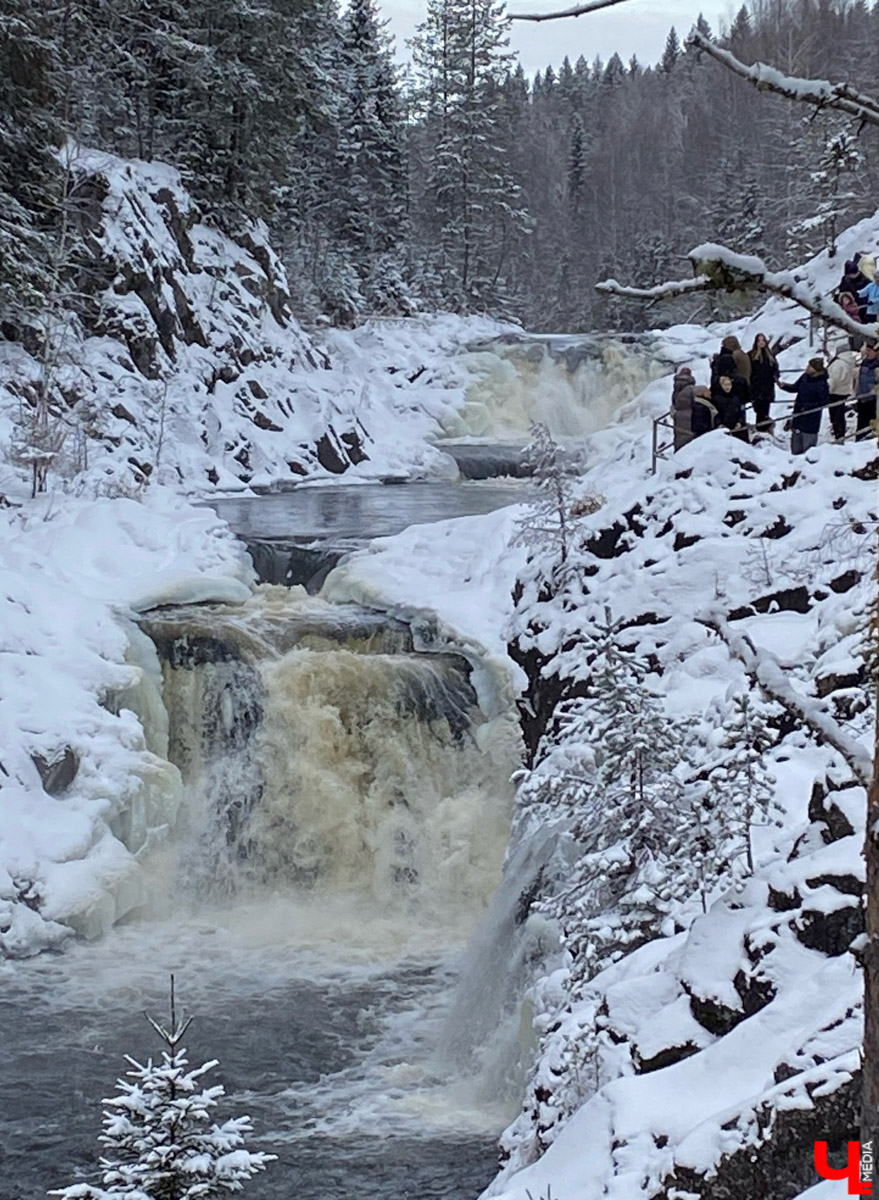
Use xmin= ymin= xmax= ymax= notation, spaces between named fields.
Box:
xmin=0 ymin=2 xmax=64 ymax=316
xmin=410 ymin=0 xmax=529 ymax=312
xmin=50 ymin=985 xmax=274 ymax=1200
xmin=660 ymin=27 xmax=681 ymax=75
xmin=332 ymin=0 xmax=411 ymax=316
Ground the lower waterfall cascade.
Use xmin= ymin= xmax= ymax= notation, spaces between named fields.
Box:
xmin=2 ymin=583 xmax=556 ymax=1199
xmin=137 ymin=588 xmax=521 ymax=943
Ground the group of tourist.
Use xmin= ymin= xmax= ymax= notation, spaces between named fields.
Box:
xmin=671 ymin=332 xmax=879 ymax=456
xmin=835 ymin=250 xmax=879 ymax=324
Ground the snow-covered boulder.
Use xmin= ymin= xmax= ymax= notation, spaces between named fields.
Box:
xmin=0 ymin=489 xmax=253 ymax=957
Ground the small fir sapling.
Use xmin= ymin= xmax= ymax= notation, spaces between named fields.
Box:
xmin=704 ymin=691 xmax=780 ymax=875
xmin=516 ymin=422 xmax=600 ymax=573
xmin=50 ymin=977 xmax=274 ymax=1200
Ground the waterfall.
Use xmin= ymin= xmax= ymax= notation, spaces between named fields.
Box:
xmin=137 ymin=589 xmax=519 ymax=943
xmin=436 ymin=830 xmax=565 ymax=1104
xmin=443 ymin=336 xmax=668 ymax=441
xmin=128 ymin=586 xmax=564 ymax=1107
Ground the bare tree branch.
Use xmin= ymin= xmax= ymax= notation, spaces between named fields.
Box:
xmin=508 ymin=0 xmax=633 ymax=23
xmin=596 ymin=243 xmax=878 ymax=342
xmin=596 ymin=274 xmax=713 ymax=302
xmin=687 ymin=29 xmax=879 ymax=129
xmin=699 ymin=610 xmax=873 ymax=789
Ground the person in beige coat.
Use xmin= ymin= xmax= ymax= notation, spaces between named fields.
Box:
xmin=827 ymin=342 xmax=859 ymax=441
xmin=721 ymin=335 xmax=752 ymax=384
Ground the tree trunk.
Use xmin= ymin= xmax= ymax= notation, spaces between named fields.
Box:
xmin=862 ymin=538 xmax=879 ymax=1183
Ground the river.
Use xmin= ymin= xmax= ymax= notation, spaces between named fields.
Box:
xmin=2 ymin=480 xmax=529 ymax=1200
xmin=4 ymin=329 xmax=665 ymax=1200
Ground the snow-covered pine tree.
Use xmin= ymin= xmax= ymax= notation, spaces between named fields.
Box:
xmin=515 ymin=422 xmax=598 ymax=572
xmin=333 ymin=0 xmax=410 ymax=316
xmin=50 ymin=983 xmax=274 ymax=1200
xmin=409 ymin=0 xmax=529 ymax=312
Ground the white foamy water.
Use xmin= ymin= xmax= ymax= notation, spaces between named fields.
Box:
xmin=444 ymin=338 xmax=666 ymax=441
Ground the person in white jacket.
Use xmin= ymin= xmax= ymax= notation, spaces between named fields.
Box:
xmin=827 ymin=341 xmax=859 ymax=441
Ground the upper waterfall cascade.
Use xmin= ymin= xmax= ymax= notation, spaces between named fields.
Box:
xmin=443 ymin=334 xmax=669 ymax=441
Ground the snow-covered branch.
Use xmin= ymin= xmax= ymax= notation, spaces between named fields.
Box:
xmin=508 ymin=0 xmax=633 ymax=22
xmin=595 ymin=275 xmax=713 ymax=301
xmin=597 ymin=243 xmax=878 ymax=342
xmin=687 ymin=29 xmax=879 ymax=129
xmin=699 ymin=611 xmax=873 ymax=789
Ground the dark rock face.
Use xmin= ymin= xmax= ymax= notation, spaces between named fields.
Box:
xmin=31 ymin=747 xmax=80 ymax=796
xmin=583 ymin=520 xmax=627 ymax=559
xmin=316 ymin=431 xmax=352 ymax=475
xmin=634 ymin=1042 xmax=702 ymax=1075
xmin=9 ymin=159 xmax=367 ymax=489
xmin=658 ymin=1072 xmax=860 ymax=1200
xmin=146 ymin=632 xmax=241 ymax=668
xmin=809 ymin=780 xmax=856 ymax=842
xmin=795 ymin=900 xmax=863 ymax=956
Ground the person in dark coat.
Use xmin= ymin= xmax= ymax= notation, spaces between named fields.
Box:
xmin=748 ymin=333 xmax=778 ymax=431
xmin=711 ymin=375 xmax=750 ymax=442
xmin=721 ymin=335 xmax=751 ymax=384
xmin=855 ymin=343 xmax=879 ymax=439
xmin=711 ymin=335 xmax=750 ymax=387
xmin=838 ymin=257 xmax=869 ymax=320
xmin=691 ymin=386 xmax=717 ymax=437
xmin=777 ymin=357 xmax=830 ymax=454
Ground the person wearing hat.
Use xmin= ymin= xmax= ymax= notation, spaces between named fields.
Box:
xmin=777 ymin=358 xmax=830 ymax=455
xmin=671 ymin=366 xmax=696 ymax=451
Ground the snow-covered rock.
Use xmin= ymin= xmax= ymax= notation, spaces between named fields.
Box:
xmin=0 ymin=150 xmax=523 ymax=495
xmin=493 ymin=408 xmax=876 ymax=1195
xmin=0 ymin=489 xmax=252 ymax=955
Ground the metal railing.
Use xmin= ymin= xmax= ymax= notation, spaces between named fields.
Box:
xmin=651 ymin=396 xmax=868 ymax=473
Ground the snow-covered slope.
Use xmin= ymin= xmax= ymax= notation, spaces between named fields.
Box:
xmin=0 ymin=491 xmax=252 ymax=955
xmin=479 ymin=202 xmax=879 ymax=1195
xmin=496 ymin=428 xmax=874 ymax=1200
xmin=0 ymin=150 xmax=521 ymax=495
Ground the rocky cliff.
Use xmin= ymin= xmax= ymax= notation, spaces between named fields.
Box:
xmin=0 ymin=149 xmax=369 ymax=493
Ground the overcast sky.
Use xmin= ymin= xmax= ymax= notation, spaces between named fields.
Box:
xmin=382 ymin=0 xmax=734 ymax=75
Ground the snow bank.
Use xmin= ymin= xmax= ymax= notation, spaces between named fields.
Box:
xmin=492 ymin=425 xmax=875 ymax=1199
xmin=0 ymin=490 xmax=252 ymax=956
xmin=477 ymin=212 xmax=879 ymax=1200
xmin=322 ymin=503 xmax=530 ymax=718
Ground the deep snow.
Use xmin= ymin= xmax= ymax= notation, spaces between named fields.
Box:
xmin=2 ymin=172 xmax=879 ymax=1200
xmin=0 ymin=491 xmax=252 ymax=954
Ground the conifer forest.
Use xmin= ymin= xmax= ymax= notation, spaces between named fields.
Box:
xmin=6 ymin=0 xmax=879 ymax=333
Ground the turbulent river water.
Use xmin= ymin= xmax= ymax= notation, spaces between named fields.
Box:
xmin=2 ymin=481 xmax=532 ymax=1200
